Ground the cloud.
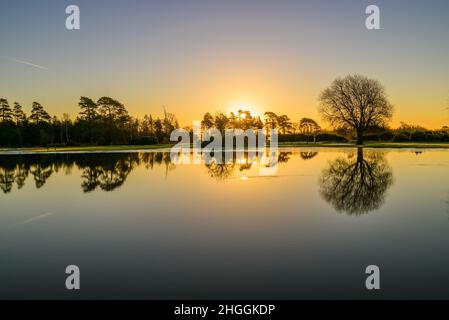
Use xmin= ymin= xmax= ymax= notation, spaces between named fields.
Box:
xmin=4 ymin=57 xmax=48 ymax=70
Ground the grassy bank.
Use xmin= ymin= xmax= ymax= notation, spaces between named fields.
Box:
xmin=2 ymin=141 xmax=449 ymax=153
xmin=0 ymin=144 xmax=174 ymax=153
xmin=278 ymin=141 xmax=449 ymax=148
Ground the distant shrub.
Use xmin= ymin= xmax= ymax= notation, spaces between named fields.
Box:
xmin=315 ymin=132 xmax=347 ymax=142
xmin=0 ymin=127 xmax=22 ymax=147
xmin=129 ymin=136 xmax=157 ymax=145
xmin=278 ymin=132 xmax=347 ymax=142
xmin=379 ymin=131 xmax=394 ymax=141
xmin=278 ymin=134 xmax=307 ymax=142
xmin=410 ymin=130 xmax=427 ymax=141
xmin=392 ymin=132 xmax=409 ymax=142
xmin=362 ymin=133 xmax=381 ymax=141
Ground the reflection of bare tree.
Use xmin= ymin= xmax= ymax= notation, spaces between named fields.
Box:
xmin=319 ymin=148 xmax=393 ymax=215
xmin=300 ymin=152 xmax=318 ymax=160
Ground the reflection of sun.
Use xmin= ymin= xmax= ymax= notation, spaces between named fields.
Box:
xmin=237 ymin=158 xmax=248 ymax=164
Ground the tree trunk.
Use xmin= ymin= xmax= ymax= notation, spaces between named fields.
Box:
xmin=357 ymin=147 xmax=363 ymax=163
xmin=356 ymin=128 xmax=364 ymax=145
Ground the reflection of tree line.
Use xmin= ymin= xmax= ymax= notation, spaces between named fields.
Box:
xmin=0 ymin=151 xmax=298 ymax=192
xmin=0 ymin=156 xmax=54 ymax=193
xmin=0 ymin=150 xmax=394 ymax=216
xmin=0 ymin=153 xmax=174 ymax=194
xmin=177 ymin=149 xmax=394 ymax=216
xmin=204 ymin=151 xmax=295 ymax=181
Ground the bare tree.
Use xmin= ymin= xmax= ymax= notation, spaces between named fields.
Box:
xmin=318 ymin=74 xmax=393 ymax=145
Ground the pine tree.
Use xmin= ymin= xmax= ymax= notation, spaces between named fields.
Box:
xmin=78 ymin=96 xmax=98 ymax=122
xmin=29 ymin=102 xmax=51 ymax=124
xmin=97 ymin=97 xmax=128 ymax=125
xmin=12 ymin=102 xmax=27 ymax=124
xmin=0 ymin=98 xmax=13 ymax=123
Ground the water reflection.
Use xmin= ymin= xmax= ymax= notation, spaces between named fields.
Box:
xmin=0 ymin=150 xmax=395 ymax=216
xmin=0 ymin=152 xmax=295 ymax=192
xmin=206 ymin=162 xmax=236 ymax=181
xmin=0 ymin=153 xmax=173 ymax=193
xmin=319 ymin=148 xmax=393 ymax=215
xmin=300 ymin=152 xmax=318 ymax=160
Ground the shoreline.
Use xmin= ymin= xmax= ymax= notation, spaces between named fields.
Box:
xmin=1 ymin=142 xmax=449 ymax=154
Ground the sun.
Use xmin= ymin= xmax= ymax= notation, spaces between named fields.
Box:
xmin=227 ymin=103 xmax=262 ymax=118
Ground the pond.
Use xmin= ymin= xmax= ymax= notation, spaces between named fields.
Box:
xmin=0 ymin=148 xmax=448 ymax=299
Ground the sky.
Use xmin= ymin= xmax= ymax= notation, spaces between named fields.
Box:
xmin=0 ymin=0 xmax=448 ymax=128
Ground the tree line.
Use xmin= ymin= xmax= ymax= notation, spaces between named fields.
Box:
xmin=1 ymin=74 xmax=448 ymax=147
xmin=200 ymin=110 xmax=324 ymax=142
xmin=0 ymin=96 xmax=179 ymax=147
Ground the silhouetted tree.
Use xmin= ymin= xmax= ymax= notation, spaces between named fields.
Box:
xmin=153 ymin=118 xmax=164 ymax=143
xmin=163 ymin=108 xmax=179 ymax=140
xmin=141 ymin=114 xmax=154 ymax=136
xmin=12 ymin=102 xmax=27 ymax=125
xmin=201 ymin=112 xmax=214 ymax=130
xmin=29 ymin=102 xmax=51 ymax=124
xmin=299 ymin=118 xmax=321 ymax=143
xmin=253 ymin=116 xmax=264 ymax=130
xmin=318 ymin=74 xmax=393 ymax=145
xmin=78 ymin=97 xmax=98 ymax=122
xmin=97 ymin=97 xmax=128 ymax=124
xmin=0 ymin=99 xmax=13 ymax=123
xmin=277 ymin=114 xmax=293 ymax=134
xmin=264 ymin=112 xmax=278 ymax=132
xmin=214 ymin=112 xmax=229 ymax=134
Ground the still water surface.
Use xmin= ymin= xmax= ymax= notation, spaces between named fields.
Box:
xmin=1 ymin=148 xmax=449 ymax=299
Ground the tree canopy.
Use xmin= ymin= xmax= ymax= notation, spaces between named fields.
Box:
xmin=318 ymin=74 xmax=393 ymax=144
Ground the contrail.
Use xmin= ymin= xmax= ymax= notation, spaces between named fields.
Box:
xmin=18 ymin=212 xmax=54 ymax=225
xmin=5 ymin=57 xmax=48 ymax=70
